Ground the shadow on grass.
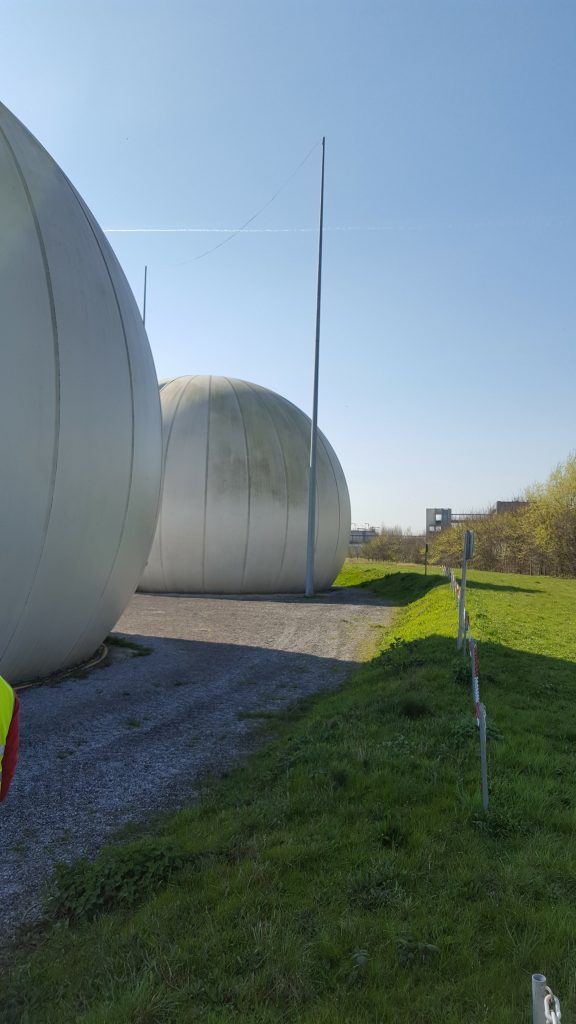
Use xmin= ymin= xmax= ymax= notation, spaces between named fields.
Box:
xmin=465 ymin=579 xmax=540 ymax=595
xmin=349 ymin=567 xmax=541 ymax=600
xmin=375 ymin=629 xmax=575 ymax=681
xmin=345 ymin=571 xmax=447 ymax=606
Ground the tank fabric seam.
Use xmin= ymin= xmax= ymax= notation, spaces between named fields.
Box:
xmin=158 ymin=376 xmax=196 ymax=590
xmin=56 ymin=185 xmax=138 ymax=666
xmin=201 ymin=377 xmax=212 ymax=592
xmin=0 ymin=124 xmax=61 ymax=667
xmin=227 ymin=378 xmax=251 ymax=591
xmin=247 ymin=383 xmax=291 ymax=591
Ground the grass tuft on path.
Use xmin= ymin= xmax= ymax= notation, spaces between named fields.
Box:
xmin=3 ymin=561 xmax=576 ymax=1023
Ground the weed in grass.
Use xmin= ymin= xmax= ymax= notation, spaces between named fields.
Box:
xmin=350 ymin=948 xmax=369 ymax=981
xmin=107 ymin=635 xmax=153 ymax=657
xmin=349 ymin=861 xmax=392 ymax=908
xmin=444 ymin=713 xmax=502 ymax=756
xmin=446 ymin=715 xmax=478 ymax=749
xmin=397 ymin=696 xmax=433 ymax=719
xmin=354 ymin=742 xmax=372 ymax=769
xmin=124 ymin=717 xmax=142 ymax=729
xmin=452 ymin=657 xmax=470 ymax=686
xmin=380 ymin=732 xmax=411 ymax=758
xmin=380 ymin=638 xmax=425 ymax=675
xmin=504 ymin=918 xmax=540 ymax=968
xmin=330 ymin=767 xmax=349 ymax=788
xmin=470 ymin=807 xmax=522 ymax=840
xmin=378 ymin=818 xmax=408 ymax=849
xmin=44 ymin=840 xmax=189 ymax=924
xmin=486 ymin=717 xmax=503 ymax=741
xmin=397 ymin=931 xmax=440 ymax=967
xmin=296 ymin=906 xmax=317 ymax=936
xmin=348 ymin=861 xmax=408 ymax=912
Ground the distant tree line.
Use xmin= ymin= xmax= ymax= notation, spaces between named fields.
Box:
xmin=358 ymin=453 xmax=576 ymax=577
xmin=357 ymin=526 xmax=425 ymax=565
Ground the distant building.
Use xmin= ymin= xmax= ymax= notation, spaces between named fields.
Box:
xmin=450 ymin=510 xmax=490 ymax=524
xmin=426 ymin=499 xmax=528 ymax=534
xmin=495 ymin=500 xmax=528 ymax=515
xmin=426 ymin=508 xmax=452 ymax=534
xmin=350 ymin=525 xmax=378 ymax=548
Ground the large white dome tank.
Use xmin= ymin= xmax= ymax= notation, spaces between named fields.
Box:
xmin=140 ymin=375 xmax=351 ymax=594
xmin=0 ymin=102 xmax=162 ymax=681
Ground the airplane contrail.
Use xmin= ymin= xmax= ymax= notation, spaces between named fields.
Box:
xmin=102 ymin=225 xmax=423 ymax=234
xmin=103 ymin=217 xmax=567 ymax=236
xmin=104 ymin=226 xmax=316 ymax=233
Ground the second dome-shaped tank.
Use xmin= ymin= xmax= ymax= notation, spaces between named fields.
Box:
xmin=140 ymin=375 xmax=351 ymax=593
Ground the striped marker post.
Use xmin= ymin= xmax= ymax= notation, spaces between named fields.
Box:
xmin=457 ymin=530 xmax=475 ymax=650
xmin=445 ymin=552 xmax=489 ymax=812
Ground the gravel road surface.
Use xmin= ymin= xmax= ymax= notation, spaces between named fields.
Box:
xmin=1 ymin=587 xmax=393 ymax=941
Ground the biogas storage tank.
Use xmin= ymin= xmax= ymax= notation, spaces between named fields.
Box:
xmin=0 ymin=101 xmax=162 ymax=682
xmin=140 ymin=375 xmax=351 ymax=594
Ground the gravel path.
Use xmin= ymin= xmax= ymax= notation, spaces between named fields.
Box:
xmin=1 ymin=587 xmax=394 ymax=940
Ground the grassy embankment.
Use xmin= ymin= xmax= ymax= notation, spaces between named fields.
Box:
xmin=4 ymin=561 xmax=576 ymax=1023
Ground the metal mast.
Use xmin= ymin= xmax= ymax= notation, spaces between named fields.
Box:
xmin=305 ymin=136 xmax=325 ymax=596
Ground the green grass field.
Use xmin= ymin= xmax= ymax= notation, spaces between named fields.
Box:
xmin=4 ymin=561 xmax=576 ymax=1023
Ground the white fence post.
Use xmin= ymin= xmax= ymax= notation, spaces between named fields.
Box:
xmin=532 ymin=974 xmax=547 ymax=1024
xmin=532 ymin=973 xmax=562 ymax=1023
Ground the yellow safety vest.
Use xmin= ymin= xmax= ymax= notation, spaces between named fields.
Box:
xmin=0 ymin=675 xmax=15 ymax=779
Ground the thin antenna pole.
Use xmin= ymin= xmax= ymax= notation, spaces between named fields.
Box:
xmin=142 ymin=265 xmax=148 ymax=326
xmin=305 ymin=136 xmax=325 ymax=597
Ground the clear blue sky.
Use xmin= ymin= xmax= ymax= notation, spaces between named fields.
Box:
xmin=4 ymin=1 xmax=575 ymax=531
